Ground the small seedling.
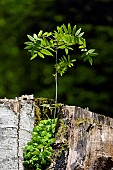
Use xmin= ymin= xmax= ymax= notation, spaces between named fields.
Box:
xmin=24 ymin=23 xmax=97 ymax=169
xmin=24 ymin=23 xmax=97 ymax=103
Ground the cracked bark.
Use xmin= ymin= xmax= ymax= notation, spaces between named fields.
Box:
xmin=0 ymin=95 xmax=34 ymax=170
xmin=48 ymin=106 xmax=113 ymax=170
xmin=0 ymin=96 xmax=113 ymax=170
xmin=52 ymin=106 xmax=113 ymax=170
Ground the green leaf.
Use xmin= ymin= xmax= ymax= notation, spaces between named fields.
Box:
xmin=79 ymin=37 xmax=86 ymax=45
xmin=24 ymin=45 xmax=33 ymax=50
xmin=67 ymin=47 xmax=74 ymax=50
xmin=27 ymin=35 xmax=35 ymax=42
xmin=49 ymin=138 xmax=56 ymax=144
xmin=41 ymin=131 xmax=47 ymax=137
xmin=30 ymin=54 xmax=37 ymax=60
xmin=38 ymin=30 xmax=43 ymax=37
xmin=31 ymin=48 xmax=34 ymax=56
xmin=89 ymin=53 xmax=98 ymax=56
xmin=33 ymin=149 xmax=40 ymax=155
xmin=58 ymin=45 xmax=66 ymax=49
xmin=37 ymin=144 xmax=44 ymax=150
xmin=43 ymin=32 xmax=48 ymax=36
xmin=36 ymin=163 xmax=41 ymax=170
xmin=24 ymin=41 xmax=33 ymax=46
xmin=47 ymin=32 xmax=52 ymax=36
xmin=65 ymin=48 xmax=68 ymax=55
xmin=75 ymin=28 xmax=82 ymax=36
xmin=83 ymin=55 xmax=89 ymax=62
xmin=41 ymin=159 xmax=46 ymax=165
xmin=88 ymin=49 xmax=95 ymax=53
xmin=89 ymin=57 xmax=93 ymax=65
xmin=68 ymin=23 xmax=71 ymax=34
xmin=38 ymin=52 xmax=45 ymax=58
xmin=72 ymin=25 xmax=77 ymax=35
xmin=57 ymin=26 xmax=63 ymax=34
xmin=32 ymin=131 xmax=38 ymax=136
xmin=41 ymin=39 xmax=47 ymax=46
xmin=78 ymin=32 xmax=84 ymax=37
xmin=47 ymin=47 xmax=55 ymax=52
xmin=40 ymin=49 xmax=53 ymax=56
xmin=62 ymin=24 xmax=68 ymax=33
xmin=33 ymin=33 xmax=38 ymax=39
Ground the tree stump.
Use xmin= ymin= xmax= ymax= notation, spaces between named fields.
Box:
xmin=0 ymin=96 xmax=113 ymax=170
xmin=0 ymin=95 xmax=34 ymax=170
xmin=55 ymin=106 xmax=113 ymax=170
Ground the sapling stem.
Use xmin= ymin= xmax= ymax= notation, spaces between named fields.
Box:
xmin=55 ymin=50 xmax=58 ymax=104
xmin=54 ymin=50 xmax=58 ymax=118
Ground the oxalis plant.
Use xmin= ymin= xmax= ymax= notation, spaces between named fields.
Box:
xmin=24 ymin=118 xmax=57 ymax=170
xmin=24 ymin=23 xmax=97 ymax=104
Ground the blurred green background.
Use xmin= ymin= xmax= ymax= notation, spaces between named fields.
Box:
xmin=0 ymin=0 xmax=113 ymax=116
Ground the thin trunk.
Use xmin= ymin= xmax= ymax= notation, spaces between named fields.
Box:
xmin=55 ymin=50 xmax=58 ymax=104
xmin=54 ymin=50 xmax=58 ymax=118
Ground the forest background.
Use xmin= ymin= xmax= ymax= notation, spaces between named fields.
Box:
xmin=0 ymin=0 xmax=113 ymax=117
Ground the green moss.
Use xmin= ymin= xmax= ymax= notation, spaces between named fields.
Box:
xmin=75 ymin=117 xmax=91 ymax=127
xmin=56 ymin=119 xmax=67 ymax=142
xmin=34 ymin=97 xmax=55 ymax=124
xmin=54 ymin=118 xmax=69 ymax=160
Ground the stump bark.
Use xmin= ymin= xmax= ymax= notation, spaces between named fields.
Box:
xmin=62 ymin=106 xmax=113 ymax=170
xmin=0 ymin=95 xmax=34 ymax=170
xmin=0 ymin=96 xmax=113 ymax=170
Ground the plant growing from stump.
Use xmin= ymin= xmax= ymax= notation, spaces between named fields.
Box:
xmin=24 ymin=23 xmax=97 ymax=169
xmin=24 ymin=23 xmax=97 ymax=103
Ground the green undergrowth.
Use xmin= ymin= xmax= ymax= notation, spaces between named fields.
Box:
xmin=23 ymin=97 xmax=67 ymax=170
xmin=23 ymin=118 xmax=57 ymax=170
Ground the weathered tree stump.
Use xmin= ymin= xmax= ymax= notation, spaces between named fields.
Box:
xmin=0 ymin=95 xmax=34 ymax=170
xmin=62 ymin=106 xmax=113 ymax=170
xmin=0 ymin=96 xmax=113 ymax=170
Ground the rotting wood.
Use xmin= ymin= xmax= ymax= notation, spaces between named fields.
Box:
xmin=0 ymin=95 xmax=34 ymax=170
xmin=64 ymin=106 xmax=113 ymax=170
xmin=49 ymin=106 xmax=113 ymax=170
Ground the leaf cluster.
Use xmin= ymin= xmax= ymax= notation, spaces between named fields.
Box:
xmin=23 ymin=118 xmax=57 ymax=170
xmin=25 ymin=23 xmax=97 ymax=76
